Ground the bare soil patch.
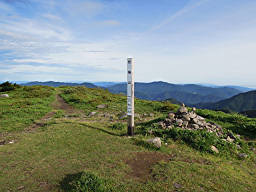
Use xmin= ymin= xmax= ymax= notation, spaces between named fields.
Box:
xmin=125 ymin=152 xmax=170 ymax=181
xmin=52 ymin=95 xmax=77 ymax=114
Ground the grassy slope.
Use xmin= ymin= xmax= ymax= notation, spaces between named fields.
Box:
xmin=0 ymin=86 xmax=255 ymax=192
xmin=0 ymin=86 xmax=55 ymax=133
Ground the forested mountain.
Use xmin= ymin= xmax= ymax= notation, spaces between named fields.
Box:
xmin=196 ymin=90 xmax=256 ymax=113
xmin=22 ymin=81 xmax=97 ymax=88
xmin=107 ymin=81 xmax=241 ymax=105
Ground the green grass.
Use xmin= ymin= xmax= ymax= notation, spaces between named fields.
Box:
xmin=0 ymin=86 xmax=55 ymax=133
xmin=59 ymin=86 xmax=179 ymax=117
xmin=196 ymin=109 xmax=256 ymax=139
xmin=0 ymin=121 xmax=255 ymax=192
xmin=0 ymin=86 xmax=255 ymax=191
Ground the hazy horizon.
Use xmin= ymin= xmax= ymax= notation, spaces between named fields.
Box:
xmin=1 ymin=0 xmax=256 ymax=88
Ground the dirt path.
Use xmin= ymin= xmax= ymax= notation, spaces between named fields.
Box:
xmin=26 ymin=94 xmax=82 ymax=131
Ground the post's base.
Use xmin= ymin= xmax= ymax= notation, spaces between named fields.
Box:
xmin=128 ymin=126 xmax=134 ymax=136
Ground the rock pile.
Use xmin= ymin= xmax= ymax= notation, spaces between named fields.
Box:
xmin=159 ymin=104 xmax=224 ymax=137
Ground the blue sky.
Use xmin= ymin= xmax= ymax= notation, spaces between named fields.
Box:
xmin=0 ymin=0 xmax=256 ymax=87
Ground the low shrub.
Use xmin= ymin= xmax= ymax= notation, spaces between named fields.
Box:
xmin=69 ymin=172 xmax=107 ymax=192
xmin=0 ymin=81 xmax=20 ymax=92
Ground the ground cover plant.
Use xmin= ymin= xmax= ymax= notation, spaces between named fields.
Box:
xmin=0 ymin=85 xmax=55 ymax=133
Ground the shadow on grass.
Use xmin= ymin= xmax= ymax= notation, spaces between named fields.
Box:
xmin=79 ymin=122 xmax=127 ymax=137
xmin=59 ymin=172 xmax=83 ymax=192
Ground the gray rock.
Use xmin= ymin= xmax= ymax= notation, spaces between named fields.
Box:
xmin=0 ymin=94 xmax=9 ymax=98
xmin=146 ymin=137 xmax=161 ymax=148
xmin=182 ymin=114 xmax=190 ymax=121
xmin=238 ymin=153 xmax=248 ymax=159
xmin=168 ymin=112 xmax=175 ymax=119
xmin=178 ymin=106 xmax=188 ymax=114
xmin=176 ymin=119 xmax=183 ymax=127
xmin=192 ymin=124 xmax=199 ymax=129
xmin=174 ymin=183 xmax=182 ymax=189
xmin=97 ymin=104 xmax=107 ymax=109
xmin=211 ymin=145 xmax=219 ymax=153
xmin=0 ymin=140 xmax=5 ymax=145
xmin=192 ymin=107 xmax=196 ymax=112
xmin=89 ymin=112 xmax=97 ymax=116
xmin=183 ymin=121 xmax=189 ymax=128
xmin=188 ymin=112 xmax=197 ymax=119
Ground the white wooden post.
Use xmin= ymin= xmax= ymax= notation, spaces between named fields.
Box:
xmin=127 ymin=58 xmax=134 ymax=136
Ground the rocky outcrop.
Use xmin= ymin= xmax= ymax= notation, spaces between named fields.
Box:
xmin=159 ymin=105 xmax=224 ymax=137
xmin=146 ymin=137 xmax=162 ymax=148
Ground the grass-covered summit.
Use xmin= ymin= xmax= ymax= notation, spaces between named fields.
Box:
xmin=0 ymin=85 xmax=255 ymax=192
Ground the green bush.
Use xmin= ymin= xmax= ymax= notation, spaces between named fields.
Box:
xmin=0 ymin=81 xmax=20 ymax=92
xmin=70 ymin=172 xmax=107 ymax=192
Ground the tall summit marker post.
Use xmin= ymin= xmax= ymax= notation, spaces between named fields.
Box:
xmin=127 ymin=58 xmax=134 ymax=136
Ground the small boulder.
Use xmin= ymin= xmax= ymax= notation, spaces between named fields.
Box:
xmin=89 ymin=112 xmax=97 ymax=116
xmin=168 ymin=112 xmax=175 ymax=119
xmin=97 ymin=104 xmax=107 ymax=109
xmin=238 ymin=153 xmax=248 ymax=159
xmin=146 ymin=137 xmax=161 ymax=148
xmin=0 ymin=94 xmax=9 ymax=98
xmin=188 ymin=112 xmax=197 ymax=119
xmin=211 ymin=145 xmax=219 ymax=154
xmin=182 ymin=114 xmax=190 ymax=121
xmin=178 ymin=106 xmax=188 ymax=114
xmin=176 ymin=119 xmax=183 ymax=127
xmin=149 ymin=113 xmax=154 ymax=117
xmin=192 ymin=124 xmax=199 ymax=129
xmin=0 ymin=140 xmax=5 ymax=145
xmin=192 ymin=107 xmax=196 ymax=112
xmin=183 ymin=121 xmax=189 ymax=128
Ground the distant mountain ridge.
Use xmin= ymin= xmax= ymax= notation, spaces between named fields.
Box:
xmin=196 ymin=90 xmax=256 ymax=113
xmin=22 ymin=81 xmax=97 ymax=88
xmin=107 ymin=81 xmax=242 ymax=105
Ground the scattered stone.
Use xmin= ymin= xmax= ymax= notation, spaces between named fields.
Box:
xmin=236 ymin=145 xmax=241 ymax=149
xmin=177 ymin=106 xmax=188 ymax=114
xmin=0 ymin=94 xmax=9 ymax=98
xmin=149 ymin=113 xmax=154 ymax=117
xmin=192 ymin=107 xmax=196 ymax=112
xmin=168 ymin=112 xmax=175 ymax=119
xmin=192 ymin=124 xmax=199 ymax=129
xmin=188 ymin=112 xmax=197 ymax=119
xmin=146 ymin=137 xmax=161 ymax=148
xmin=89 ymin=112 xmax=97 ymax=116
xmin=182 ymin=114 xmax=190 ymax=121
xmin=97 ymin=104 xmax=107 ymax=109
xmin=183 ymin=121 xmax=189 ymax=128
xmin=174 ymin=183 xmax=182 ymax=189
xmin=211 ymin=145 xmax=219 ymax=154
xmin=18 ymin=186 xmax=25 ymax=190
xmin=9 ymin=140 xmax=14 ymax=144
xmin=0 ymin=140 xmax=5 ymax=145
xmin=176 ymin=119 xmax=183 ymax=127
xmin=238 ymin=153 xmax=248 ymax=159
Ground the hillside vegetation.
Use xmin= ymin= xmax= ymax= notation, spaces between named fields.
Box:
xmin=197 ymin=91 xmax=256 ymax=113
xmin=0 ymin=85 xmax=255 ymax=192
